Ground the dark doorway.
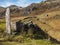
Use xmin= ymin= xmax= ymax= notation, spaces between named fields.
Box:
xmin=16 ymin=20 xmax=23 ymax=34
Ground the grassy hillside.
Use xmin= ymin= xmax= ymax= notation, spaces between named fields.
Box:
xmin=0 ymin=0 xmax=60 ymax=45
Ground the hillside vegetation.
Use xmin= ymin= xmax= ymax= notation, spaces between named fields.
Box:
xmin=0 ymin=0 xmax=60 ymax=45
xmin=0 ymin=0 xmax=60 ymax=17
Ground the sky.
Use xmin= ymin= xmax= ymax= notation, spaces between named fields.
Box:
xmin=0 ymin=0 xmax=44 ymax=7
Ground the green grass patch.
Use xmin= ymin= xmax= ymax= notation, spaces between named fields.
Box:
xmin=0 ymin=22 xmax=6 ymax=31
xmin=1 ymin=39 xmax=60 ymax=45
